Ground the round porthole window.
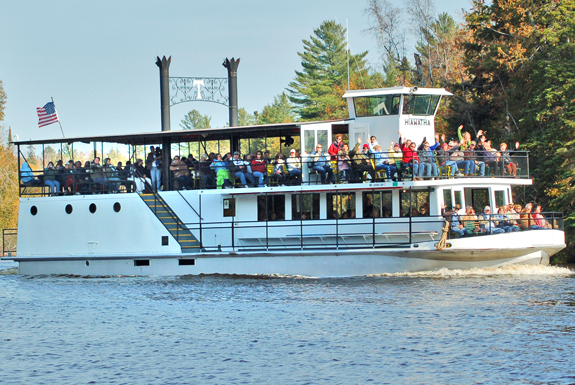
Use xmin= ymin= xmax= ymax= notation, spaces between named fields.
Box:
xmin=89 ymin=203 xmax=97 ymax=213
xmin=113 ymin=202 xmax=121 ymax=212
xmin=30 ymin=206 xmax=38 ymax=216
xmin=65 ymin=204 xmax=73 ymax=214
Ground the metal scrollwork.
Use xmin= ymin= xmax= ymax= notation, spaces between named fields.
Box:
xmin=169 ymin=77 xmax=229 ymax=107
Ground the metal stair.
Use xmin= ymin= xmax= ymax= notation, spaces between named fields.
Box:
xmin=139 ymin=193 xmax=200 ymax=253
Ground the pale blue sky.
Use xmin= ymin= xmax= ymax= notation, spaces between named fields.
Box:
xmin=1 ymin=0 xmax=469 ymax=143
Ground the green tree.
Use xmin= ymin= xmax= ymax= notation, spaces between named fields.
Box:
xmin=180 ymin=109 xmax=211 ymax=130
xmin=258 ymin=93 xmax=296 ymax=124
xmin=238 ymin=108 xmax=256 ymax=126
xmin=0 ymin=81 xmax=6 ymax=122
xmin=460 ymin=0 xmax=575 ymax=261
xmin=288 ymin=20 xmax=369 ymax=121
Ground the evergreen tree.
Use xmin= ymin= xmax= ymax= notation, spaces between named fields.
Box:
xmin=288 ymin=20 xmax=369 ymax=121
xmin=258 ymin=93 xmax=296 ymax=124
xmin=180 ymin=109 xmax=211 ymax=130
xmin=238 ymin=108 xmax=256 ymax=126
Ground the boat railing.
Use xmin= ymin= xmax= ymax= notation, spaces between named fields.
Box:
xmin=181 ymin=211 xmax=562 ymax=252
xmin=2 ymin=228 xmax=17 ymax=257
xmin=17 ymin=151 xmax=531 ymax=196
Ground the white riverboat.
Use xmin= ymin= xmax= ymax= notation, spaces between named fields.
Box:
xmin=4 ymin=87 xmax=565 ymax=276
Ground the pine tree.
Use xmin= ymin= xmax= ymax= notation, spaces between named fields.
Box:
xmin=288 ymin=20 xmax=368 ymax=121
xmin=180 ymin=110 xmax=211 ymax=130
xmin=258 ymin=94 xmax=296 ymax=124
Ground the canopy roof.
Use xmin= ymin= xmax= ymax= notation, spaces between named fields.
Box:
xmin=342 ymin=86 xmax=453 ymax=98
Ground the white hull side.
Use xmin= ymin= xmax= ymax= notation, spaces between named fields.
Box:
xmin=16 ymin=230 xmax=563 ymax=277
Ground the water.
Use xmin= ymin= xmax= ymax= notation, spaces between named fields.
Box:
xmin=1 ymin=260 xmax=574 ymax=385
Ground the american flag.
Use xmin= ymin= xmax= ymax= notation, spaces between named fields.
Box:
xmin=37 ymin=101 xmax=59 ymax=128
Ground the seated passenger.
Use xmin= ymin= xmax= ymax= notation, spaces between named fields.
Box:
xmin=311 ymin=144 xmax=334 ymax=184
xmin=272 ymin=153 xmax=288 ymax=185
xmin=462 ymin=206 xmax=481 ymax=234
xmin=328 ymin=134 xmax=344 ymax=161
xmin=371 ymin=144 xmax=397 ymax=180
xmin=250 ymin=151 xmax=267 ymax=187
xmin=132 ymin=158 xmax=153 ymax=193
xmin=519 ymin=203 xmax=534 ymax=229
xmin=43 ymin=162 xmax=61 ymax=195
xmin=499 ymin=143 xmax=518 ymax=176
xmin=532 ymin=205 xmax=551 ymax=229
xmin=286 ymin=149 xmax=302 ymax=185
xmin=417 ymin=141 xmax=438 ymax=179
xmin=337 ymin=144 xmax=352 ymax=181
xmin=398 ymin=133 xmax=419 ymax=178
xmin=103 ymin=157 xmax=120 ymax=193
xmin=196 ymin=154 xmax=215 ymax=189
xmin=495 ymin=206 xmax=520 ymax=232
xmin=231 ymin=151 xmax=255 ymax=187
xmin=211 ymin=153 xmax=233 ymax=189
xmin=466 ymin=141 xmax=485 ymax=176
xmin=349 ymin=138 xmax=375 ymax=182
xmin=479 ymin=206 xmax=505 ymax=234
xmin=446 ymin=207 xmax=469 ymax=237
xmin=170 ymin=155 xmax=192 ymax=190
xmin=20 ymin=161 xmax=41 ymax=185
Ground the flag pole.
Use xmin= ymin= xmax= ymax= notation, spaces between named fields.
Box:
xmin=51 ymin=97 xmax=65 ymax=138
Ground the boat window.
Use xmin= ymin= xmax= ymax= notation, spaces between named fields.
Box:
xmin=257 ymin=195 xmax=285 ymax=221
xmin=354 ymin=95 xmax=401 ymax=117
xmin=443 ymin=189 xmax=452 ymax=210
xmin=454 ymin=191 xmax=463 ymax=210
xmin=363 ymin=191 xmax=392 ymax=218
xmin=292 ymin=193 xmax=320 ymax=220
xmin=400 ymin=190 xmax=430 ymax=217
xmin=327 ymin=192 xmax=356 ymax=219
xmin=304 ymin=130 xmax=315 ymax=154
xmin=402 ymin=95 xmax=441 ymax=116
xmin=467 ymin=188 xmax=490 ymax=213
xmin=494 ymin=191 xmax=505 ymax=208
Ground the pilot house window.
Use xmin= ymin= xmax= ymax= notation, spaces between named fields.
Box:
xmin=400 ymin=190 xmax=430 ymax=217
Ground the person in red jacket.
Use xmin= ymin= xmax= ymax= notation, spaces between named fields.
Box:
xmin=250 ymin=151 xmax=267 ymax=187
xmin=399 ymin=132 xmax=419 ymax=177
xmin=328 ymin=134 xmax=344 ymax=161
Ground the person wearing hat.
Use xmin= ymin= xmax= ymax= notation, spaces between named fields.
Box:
xmin=231 ymin=151 xmax=255 ymax=187
xmin=286 ymin=149 xmax=302 ymax=185
xmin=479 ymin=206 xmax=505 ymax=234
xmin=349 ymin=137 xmax=375 ymax=182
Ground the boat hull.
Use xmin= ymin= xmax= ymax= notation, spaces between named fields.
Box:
xmin=14 ymin=230 xmax=564 ymax=277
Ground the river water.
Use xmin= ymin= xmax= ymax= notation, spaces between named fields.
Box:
xmin=1 ymin=260 xmax=574 ymax=385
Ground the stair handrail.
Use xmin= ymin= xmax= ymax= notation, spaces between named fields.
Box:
xmin=176 ymin=190 xmax=203 ymax=220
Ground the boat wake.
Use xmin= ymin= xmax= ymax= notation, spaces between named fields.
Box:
xmin=0 ymin=267 xmax=19 ymax=275
xmin=368 ymin=264 xmax=574 ymax=278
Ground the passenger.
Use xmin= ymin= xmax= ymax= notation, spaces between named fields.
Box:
xmin=417 ymin=141 xmax=438 ymax=179
xmin=371 ymin=144 xmax=397 ymax=180
xmin=482 ymin=142 xmax=501 ymax=175
xmin=250 ymin=151 xmax=267 ymax=187
xmin=363 ymin=196 xmax=374 ymax=218
xmin=462 ymin=206 xmax=481 ymax=234
xmin=495 ymin=206 xmax=520 ymax=232
xmin=286 ymin=149 xmax=302 ymax=185
xmin=328 ymin=134 xmax=344 ymax=161
xmin=349 ymin=138 xmax=375 ymax=182
xmin=368 ymin=135 xmax=379 ymax=151
xmin=337 ymin=144 xmax=352 ymax=181
xmin=145 ymin=146 xmax=155 ymax=171
xmin=150 ymin=146 xmax=162 ymax=191
xmin=447 ymin=207 xmax=469 ymax=237
xmin=62 ymin=161 xmax=75 ymax=194
xmin=398 ymin=132 xmax=419 ymax=178
xmin=211 ymin=153 xmax=233 ymax=189
xmin=197 ymin=154 xmax=215 ymax=189
xmin=122 ymin=161 xmax=133 ymax=193
xmin=43 ymin=161 xmax=60 ymax=195
xmin=532 ymin=205 xmax=551 ymax=229
xmin=55 ymin=159 xmax=66 ymax=193
xmin=479 ymin=206 xmax=505 ymax=234
xmin=272 ymin=153 xmax=288 ymax=185
xmin=102 ymin=158 xmax=120 ymax=193
xmin=465 ymin=141 xmax=486 ymax=176
xmin=231 ymin=151 xmax=256 ymax=187
xmin=132 ymin=158 xmax=152 ymax=193
xmin=519 ymin=203 xmax=533 ymax=230
xmin=170 ymin=155 xmax=192 ymax=190
xmin=499 ymin=143 xmax=518 ymax=177
xmin=457 ymin=125 xmax=471 ymax=150
xmin=310 ymin=144 xmax=334 ymax=184
xmin=20 ymin=161 xmax=40 ymax=185
xmin=449 ymin=144 xmax=473 ymax=177
xmin=90 ymin=157 xmax=105 ymax=192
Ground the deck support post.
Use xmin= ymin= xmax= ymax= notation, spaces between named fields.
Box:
xmin=223 ymin=58 xmax=240 ymax=128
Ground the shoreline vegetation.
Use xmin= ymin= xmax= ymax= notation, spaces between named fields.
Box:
xmin=2 ymin=0 xmax=574 ymax=263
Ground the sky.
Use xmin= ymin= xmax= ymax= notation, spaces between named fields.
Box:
xmin=1 ymin=0 xmax=469 ymax=144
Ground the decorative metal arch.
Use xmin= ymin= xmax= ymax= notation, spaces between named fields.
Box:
xmin=169 ymin=77 xmax=229 ymax=107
